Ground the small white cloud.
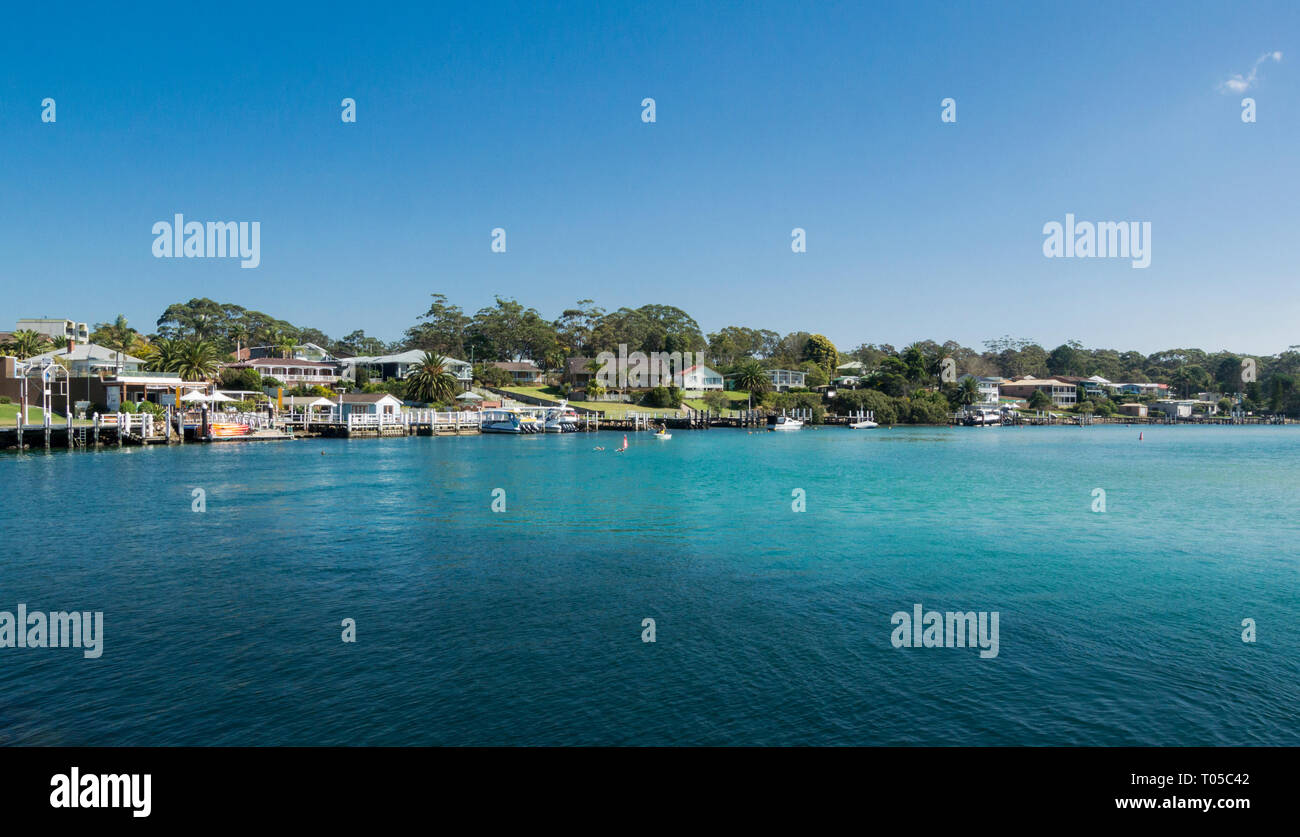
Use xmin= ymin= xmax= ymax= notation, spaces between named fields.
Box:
xmin=1219 ymin=51 xmax=1283 ymax=94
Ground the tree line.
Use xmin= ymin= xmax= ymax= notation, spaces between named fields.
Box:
xmin=8 ymin=295 xmax=1298 ymax=416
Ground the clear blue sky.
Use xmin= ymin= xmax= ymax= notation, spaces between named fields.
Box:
xmin=2 ymin=1 xmax=1297 ymax=354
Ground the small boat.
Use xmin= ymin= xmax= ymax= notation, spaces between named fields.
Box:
xmin=654 ymin=429 xmax=672 ymax=440
xmin=848 ymin=419 xmax=878 ymax=429
xmin=768 ymin=415 xmax=804 ymax=431
xmin=543 ymin=401 xmax=580 ymax=432
xmin=962 ymin=408 xmax=1002 ymax=427
xmin=480 ymin=408 xmax=526 ymax=434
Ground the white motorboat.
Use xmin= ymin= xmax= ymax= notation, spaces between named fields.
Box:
xmin=480 ymin=408 xmax=530 ymax=433
xmin=848 ymin=419 xmax=879 ymax=429
xmin=768 ymin=415 xmax=804 ymax=431
xmin=962 ymin=408 xmax=1002 ymax=427
xmin=543 ymin=401 xmax=580 ymax=432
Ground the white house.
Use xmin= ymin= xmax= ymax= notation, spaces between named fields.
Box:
xmin=1153 ymin=400 xmax=1195 ymax=419
xmin=28 ymin=342 xmax=146 ymax=375
xmin=1083 ymin=375 xmax=1111 ymax=396
xmin=680 ymin=364 xmax=724 ymax=393
xmin=767 ymin=369 xmax=807 ymax=391
xmin=341 ymin=351 xmax=472 ymax=385
xmin=336 ymin=393 xmax=403 ymax=422
xmin=224 ymin=357 xmax=342 ymax=387
xmin=957 ymin=374 xmax=1001 ymax=406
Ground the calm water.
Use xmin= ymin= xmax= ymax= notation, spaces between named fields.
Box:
xmin=2 ymin=425 xmax=1298 ymax=745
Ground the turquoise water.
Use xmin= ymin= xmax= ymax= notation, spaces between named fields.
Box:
xmin=1 ymin=426 xmax=1297 ymax=745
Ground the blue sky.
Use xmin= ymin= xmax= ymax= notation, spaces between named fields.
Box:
xmin=2 ymin=1 xmax=1297 ymax=354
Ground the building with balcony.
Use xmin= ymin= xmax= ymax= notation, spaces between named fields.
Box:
xmin=16 ymin=318 xmax=89 ymax=345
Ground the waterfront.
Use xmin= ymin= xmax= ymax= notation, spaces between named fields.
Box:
xmin=1 ymin=426 xmax=1297 ymax=745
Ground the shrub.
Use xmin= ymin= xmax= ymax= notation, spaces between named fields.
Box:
xmin=762 ymin=391 xmax=826 ymax=423
xmin=219 ymin=366 xmax=262 ymax=391
xmin=903 ymin=390 xmax=952 ymax=424
xmin=832 ymin=389 xmax=899 ymax=425
xmin=702 ymin=390 xmax=730 ymax=411
xmin=639 ymin=387 xmax=681 ymax=410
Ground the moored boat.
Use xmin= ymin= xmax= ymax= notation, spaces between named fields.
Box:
xmin=480 ymin=409 xmax=526 ymax=433
xmin=768 ymin=415 xmax=804 ymax=431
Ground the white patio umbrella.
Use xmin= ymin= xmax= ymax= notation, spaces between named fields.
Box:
xmin=180 ymin=390 xmax=211 ymax=402
xmin=207 ymin=391 xmax=236 ymax=402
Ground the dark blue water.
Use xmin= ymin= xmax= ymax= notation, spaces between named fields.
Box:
xmin=2 ymin=426 xmax=1297 ymax=745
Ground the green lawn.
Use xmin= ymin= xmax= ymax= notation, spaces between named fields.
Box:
xmin=1 ymin=403 xmax=67 ymax=425
xmin=683 ymin=392 xmax=754 ymax=412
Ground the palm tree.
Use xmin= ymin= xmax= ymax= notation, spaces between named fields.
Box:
xmin=230 ymin=324 xmax=250 ymax=358
xmin=4 ymin=329 xmax=53 ymax=360
xmin=958 ymin=376 xmax=980 ymax=406
xmin=583 ymin=356 xmax=606 ymax=389
xmin=174 ymin=340 xmax=221 ymax=381
xmin=144 ymin=338 xmax=183 ymax=373
xmin=99 ymin=315 xmax=135 ymax=373
xmin=405 ymin=352 xmax=459 ymax=404
xmin=276 ymin=335 xmax=297 ymax=359
xmin=733 ymin=360 xmax=770 ymax=409
xmin=544 ymin=346 xmax=567 ymax=385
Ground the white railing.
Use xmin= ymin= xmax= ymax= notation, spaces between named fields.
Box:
xmin=345 ymin=413 xmax=405 ymax=429
xmin=402 ymin=409 xmax=481 ymax=426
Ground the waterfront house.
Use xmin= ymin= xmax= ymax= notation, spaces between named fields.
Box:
xmin=490 ymin=361 xmax=545 ymax=385
xmin=1112 ymin=382 xmax=1169 ymax=397
xmin=336 ymin=393 xmax=403 ymax=421
xmin=224 ymin=357 xmax=342 ymax=387
xmin=957 ymin=374 xmax=1002 ymax=406
xmin=998 ymin=377 xmax=1077 ymax=407
xmin=566 ymin=356 xmax=597 ymax=388
xmin=766 ymin=369 xmax=807 ymax=391
xmin=340 ymin=351 xmax=472 ymax=386
xmin=1118 ymin=403 xmax=1148 ymax=418
xmin=680 ymin=364 xmax=724 ymax=393
xmin=1083 ymin=375 xmax=1112 ymax=396
xmin=1153 ymin=400 xmax=1195 ymax=420
xmin=27 ymin=341 xmax=146 ymax=375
